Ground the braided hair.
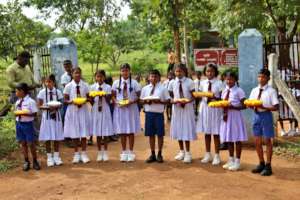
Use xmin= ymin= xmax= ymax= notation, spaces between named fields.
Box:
xmin=118 ymin=63 xmax=133 ymax=92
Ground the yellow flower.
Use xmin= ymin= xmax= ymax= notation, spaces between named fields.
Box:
xmin=73 ymin=98 xmax=87 ymax=105
xmin=14 ymin=109 xmax=30 ymax=115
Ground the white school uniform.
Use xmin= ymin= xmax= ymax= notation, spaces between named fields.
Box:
xmin=141 ymin=83 xmax=170 ymax=113
xmin=63 ymin=80 xmax=91 ymax=139
xmin=112 ymin=78 xmax=141 ymax=134
xmin=15 ymin=95 xmax=38 ymax=122
xmin=162 ymin=79 xmax=171 ymax=89
xmin=168 ymin=77 xmax=197 ymax=141
xmin=90 ymin=82 xmax=114 ymax=136
xmin=194 ymin=79 xmax=201 ymax=92
xmin=249 ymin=84 xmax=279 ymax=113
xmin=37 ymin=88 xmax=64 ymax=141
xmin=60 ymin=72 xmax=72 ymax=86
xmin=197 ymin=78 xmax=223 ymax=135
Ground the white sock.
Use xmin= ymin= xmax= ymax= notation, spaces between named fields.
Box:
xmin=235 ymin=158 xmax=240 ymax=164
xmin=81 ymin=151 xmax=86 ymax=155
xmin=74 ymin=152 xmax=80 ymax=156
xmin=229 ymin=156 xmax=234 ymax=162
xmin=47 ymin=153 xmax=52 ymax=158
xmin=98 ymin=151 xmax=102 ymax=154
xmin=122 ymin=150 xmax=127 ymax=154
xmin=53 ymin=152 xmax=59 ymax=157
xmin=103 ymin=150 xmax=107 ymax=153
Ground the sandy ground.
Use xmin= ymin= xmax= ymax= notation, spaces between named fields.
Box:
xmin=0 ymin=115 xmax=300 ymax=200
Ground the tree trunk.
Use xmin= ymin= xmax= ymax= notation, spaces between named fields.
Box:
xmin=172 ymin=0 xmax=181 ymax=63
xmin=277 ymin=27 xmax=292 ymax=70
xmin=183 ymin=21 xmax=190 ymax=70
xmin=91 ymin=63 xmax=94 ymax=77
xmin=96 ymin=54 xmax=100 ymax=71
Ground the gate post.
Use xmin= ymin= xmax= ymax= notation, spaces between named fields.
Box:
xmin=268 ymin=53 xmax=279 ymax=136
xmin=238 ymin=29 xmax=263 ymax=137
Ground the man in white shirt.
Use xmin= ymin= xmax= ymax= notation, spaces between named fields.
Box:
xmin=60 ymin=60 xmax=73 ymax=88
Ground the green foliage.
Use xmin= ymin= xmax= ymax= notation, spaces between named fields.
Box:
xmin=0 ymin=159 xmax=18 ymax=173
xmin=0 ymin=114 xmax=18 ymax=159
xmin=130 ymin=50 xmax=167 ymax=75
xmin=26 ymin=0 xmax=120 ymax=32
xmin=211 ymin=0 xmax=300 ymax=40
xmin=0 ymin=1 xmax=52 ymax=58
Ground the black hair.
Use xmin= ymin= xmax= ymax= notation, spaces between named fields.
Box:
xmin=167 ymin=71 xmax=175 ymax=77
xmin=16 ymin=83 xmax=29 ymax=94
xmin=17 ymin=51 xmax=31 ymax=59
xmin=63 ymin=60 xmax=72 ymax=65
xmin=72 ymin=67 xmax=82 ymax=74
xmin=203 ymin=63 xmax=219 ymax=77
xmin=259 ymin=68 xmax=271 ymax=77
xmin=149 ymin=69 xmax=161 ymax=77
xmin=94 ymin=69 xmax=106 ymax=78
xmin=45 ymin=74 xmax=56 ymax=83
xmin=196 ymin=71 xmax=202 ymax=76
xmin=225 ymin=71 xmax=238 ymax=80
xmin=118 ymin=63 xmax=133 ymax=92
xmin=174 ymin=63 xmax=188 ymax=76
xmin=105 ymin=76 xmax=113 ymax=86
xmin=225 ymin=71 xmax=239 ymax=86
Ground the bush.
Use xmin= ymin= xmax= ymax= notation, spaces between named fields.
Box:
xmin=0 ymin=114 xmax=18 ymax=159
xmin=130 ymin=51 xmax=164 ymax=75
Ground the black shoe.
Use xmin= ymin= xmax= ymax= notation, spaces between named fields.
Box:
xmin=145 ymin=155 xmax=157 ymax=163
xmin=23 ymin=161 xmax=30 ymax=171
xmin=252 ymin=164 xmax=265 ymax=174
xmin=32 ymin=160 xmax=41 ymax=171
xmin=156 ymin=154 xmax=164 ymax=163
xmin=260 ymin=165 xmax=272 ymax=176
xmin=219 ymin=143 xmax=228 ymax=150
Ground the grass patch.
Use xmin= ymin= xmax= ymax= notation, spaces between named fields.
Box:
xmin=0 ymin=159 xmax=18 ymax=172
xmin=274 ymin=140 xmax=300 ymax=160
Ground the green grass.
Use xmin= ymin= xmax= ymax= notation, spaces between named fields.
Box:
xmin=0 ymin=160 xmax=18 ymax=172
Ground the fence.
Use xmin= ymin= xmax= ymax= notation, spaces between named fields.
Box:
xmin=264 ymin=34 xmax=300 ymax=126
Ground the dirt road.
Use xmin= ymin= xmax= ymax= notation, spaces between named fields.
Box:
xmin=0 ymin=118 xmax=300 ymax=200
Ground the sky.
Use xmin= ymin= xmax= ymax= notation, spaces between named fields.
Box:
xmin=0 ymin=0 xmax=131 ymax=28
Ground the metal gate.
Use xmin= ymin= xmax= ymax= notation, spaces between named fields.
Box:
xmin=264 ymin=34 xmax=300 ymax=122
xmin=29 ymin=47 xmax=52 ymax=78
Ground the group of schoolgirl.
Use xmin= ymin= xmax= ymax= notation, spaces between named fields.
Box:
xmin=15 ymin=62 xmax=278 ymax=176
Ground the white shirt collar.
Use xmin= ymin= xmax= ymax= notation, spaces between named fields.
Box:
xmin=72 ymin=80 xmax=82 ymax=86
xmin=259 ymin=84 xmax=268 ymax=90
xmin=121 ymin=77 xmax=130 ymax=83
xmin=97 ymin=82 xmax=105 ymax=88
xmin=23 ymin=95 xmax=30 ymax=101
xmin=225 ymin=84 xmax=237 ymax=91
xmin=205 ymin=78 xmax=217 ymax=84
xmin=175 ymin=77 xmax=186 ymax=82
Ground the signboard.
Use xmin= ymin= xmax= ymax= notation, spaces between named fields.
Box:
xmin=194 ymin=48 xmax=238 ymax=70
